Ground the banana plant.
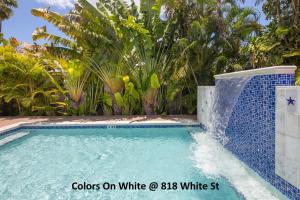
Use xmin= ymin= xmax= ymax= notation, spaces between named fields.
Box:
xmin=31 ymin=0 xmax=149 ymax=115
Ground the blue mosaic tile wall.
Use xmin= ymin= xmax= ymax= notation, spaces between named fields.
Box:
xmin=217 ymin=74 xmax=300 ymax=200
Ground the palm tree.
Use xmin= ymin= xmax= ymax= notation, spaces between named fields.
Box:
xmin=0 ymin=0 xmax=18 ymax=33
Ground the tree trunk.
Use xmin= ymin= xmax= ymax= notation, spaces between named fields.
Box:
xmin=143 ymin=101 xmax=155 ymax=115
xmin=216 ymin=0 xmax=222 ymax=18
xmin=0 ymin=21 xmax=2 ymax=33
xmin=276 ymin=0 xmax=281 ymax=23
xmin=292 ymin=0 xmax=299 ymax=24
xmin=104 ymin=84 xmax=122 ymax=115
xmin=143 ymin=89 xmax=158 ymax=115
xmin=111 ymin=95 xmax=122 ymax=115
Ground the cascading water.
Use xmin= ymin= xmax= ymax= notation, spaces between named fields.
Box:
xmin=207 ymin=76 xmax=252 ymax=145
xmin=191 ymin=75 xmax=286 ymax=200
xmin=190 ymin=133 xmax=285 ymax=200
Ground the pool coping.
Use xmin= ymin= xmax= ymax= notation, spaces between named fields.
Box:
xmin=0 ymin=115 xmax=198 ymax=134
xmin=0 ymin=122 xmax=204 ymax=137
xmin=214 ymin=65 xmax=297 ymax=79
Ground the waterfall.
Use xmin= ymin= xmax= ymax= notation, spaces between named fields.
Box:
xmin=207 ymin=76 xmax=252 ymax=145
xmin=191 ymin=133 xmax=285 ymax=200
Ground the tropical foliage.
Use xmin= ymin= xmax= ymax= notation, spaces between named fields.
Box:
xmin=0 ymin=0 xmax=299 ymax=116
xmin=0 ymin=0 xmax=18 ymax=33
xmin=0 ymin=44 xmax=66 ymax=115
xmin=242 ymin=0 xmax=300 ymax=71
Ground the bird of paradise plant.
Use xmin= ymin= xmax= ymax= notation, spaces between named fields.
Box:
xmin=88 ymin=61 xmax=125 ymax=115
xmin=126 ymin=45 xmax=171 ymax=115
xmin=40 ymin=58 xmax=91 ymax=115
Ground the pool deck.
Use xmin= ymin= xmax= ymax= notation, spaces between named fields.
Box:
xmin=0 ymin=115 xmax=197 ymax=132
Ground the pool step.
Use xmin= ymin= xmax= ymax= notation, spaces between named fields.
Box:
xmin=0 ymin=132 xmax=30 ymax=147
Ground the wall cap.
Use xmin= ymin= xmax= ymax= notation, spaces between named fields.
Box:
xmin=214 ymin=66 xmax=297 ymax=80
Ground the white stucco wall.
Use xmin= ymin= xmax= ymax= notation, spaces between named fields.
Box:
xmin=197 ymin=86 xmax=215 ymax=128
xmin=275 ymin=86 xmax=300 ymax=189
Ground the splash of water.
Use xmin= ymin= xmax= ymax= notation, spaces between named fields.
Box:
xmin=193 ymin=75 xmax=286 ymax=199
xmin=191 ymin=133 xmax=286 ymax=200
xmin=208 ymin=76 xmax=252 ymax=145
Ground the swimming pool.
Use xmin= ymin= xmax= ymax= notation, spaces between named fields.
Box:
xmin=0 ymin=125 xmax=285 ymax=199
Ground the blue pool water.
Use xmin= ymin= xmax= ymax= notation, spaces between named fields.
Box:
xmin=0 ymin=127 xmax=244 ymax=200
